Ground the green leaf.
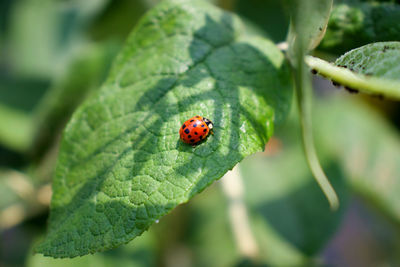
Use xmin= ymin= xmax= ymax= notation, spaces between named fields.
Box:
xmin=335 ymin=41 xmax=400 ymax=81
xmin=28 ymin=232 xmax=157 ymax=267
xmin=36 ymin=0 xmax=293 ymax=258
xmin=89 ymin=0 xmax=154 ymax=41
xmin=319 ymin=2 xmax=400 ymax=54
xmin=31 ymin=43 xmax=118 ymax=158
xmin=8 ymin=0 xmax=109 ymax=79
xmin=234 ymin=0 xmax=288 ymax=42
xmin=0 ymin=104 xmax=33 ymax=152
xmin=287 ymin=0 xmax=333 ymax=57
xmin=314 ymin=96 xmax=400 ymax=225
xmin=240 ymin=111 xmax=348 ymax=263
xmin=286 ymin=0 xmax=339 ymax=209
xmin=167 ymin=184 xmax=241 ymax=267
xmin=306 ymin=42 xmax=400 ymax=100
xmin=0 ymin=74 xmax=48 ymax=112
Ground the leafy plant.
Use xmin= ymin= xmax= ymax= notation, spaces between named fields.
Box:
xmin=35 ymin=0 xmax=293 ymax=257
xmin=1 ymin=0 xmax=400 ymax=265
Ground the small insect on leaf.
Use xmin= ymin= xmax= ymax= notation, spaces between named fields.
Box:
xmin=179 ymin=116 xmax=213 ymax=146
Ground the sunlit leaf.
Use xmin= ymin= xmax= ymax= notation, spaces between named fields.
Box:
xmin=36 ymin=0 xmax=293 ymax=257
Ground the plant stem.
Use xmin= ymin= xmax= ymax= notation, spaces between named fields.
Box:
xmin=306 ymin=56 xmax=400 ymax=101
xmin=220 ymin=166 xmax=259 ymax=259
xmin=295 ymin=55 xmax=339 ymax=210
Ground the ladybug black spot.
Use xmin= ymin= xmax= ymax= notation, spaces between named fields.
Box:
xmin=203 ymin=129 xmax=207 ymax=132
xmin=184 ymin=129 xmax=190 ymax=134
xmin=190 ymin=139 xmax=195 ymax=143
xmin=201 ymin=124 xmax=205 ymax=128
xmin=199 ymin=135 xmax=203 ymax=140
xmin=190 ymin=119 xmax=194 ymax=122
xmin=193 ymin=123 xmax=197 ymax=127
xmin=182 ymin=124 xmax=186 ymax=129
xmin=188 ymin=135 xmax=192 ymax=138
xmin=194 ymin=132 xmax=198 ymax=135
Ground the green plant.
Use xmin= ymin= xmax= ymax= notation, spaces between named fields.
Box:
xmin=1 ymin=0 xmax=400 ymax=265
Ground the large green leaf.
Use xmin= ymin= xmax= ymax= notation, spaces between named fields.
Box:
xmin=36 ymin=0 xmax=292 ymax=258
xmin=307 ymin=42 xmax=400 ymax=100
xmin=319 ymin=2 xmax=400 ymax=54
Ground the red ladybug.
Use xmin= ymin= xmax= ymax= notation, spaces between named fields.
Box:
xmin=179 ymin=116 xmax=213 ymax=145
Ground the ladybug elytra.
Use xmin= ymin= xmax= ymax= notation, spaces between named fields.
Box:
xmin=179 ymin=116 xmax=213 ymax=146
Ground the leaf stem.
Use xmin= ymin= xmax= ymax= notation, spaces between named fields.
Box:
xmin=295 ymin=56 xmax=339 ymax=210
xmin=306 ymin=56 xmax=400 ymax=101
xmin=220 ymin=166 xmax=260 ymax=259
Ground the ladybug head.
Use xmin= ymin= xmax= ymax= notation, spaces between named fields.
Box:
xmin=202 ymin=117 xmax=213 ymax=129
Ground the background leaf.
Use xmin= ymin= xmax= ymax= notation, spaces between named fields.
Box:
xmin=30 ymin=42 xmax=118 ymax=159
xmin=234 ymin=0 xmax=288 ymax=42
xmin=335 ymin=41 xmax=400 ymax=81
xmin=314 ymin=95 xmax=400 ymax=225
xmin=0 ymin=104 xmax=33 ymax=152
xmin=0 ymin=74 xmax=48 ymax=152
xmin=319 ymin=2 xmax=400 ymax=54
xmin=164 ymin=184 xmax=240 ymax=267
xmin=238 ymin=93 xmax=400 ymax=265
xmin=88 ymin=0 xmax=156 ymax=42
xmin=7 ymin=0 xmax=109 ymax=79
xmin=36 ymin=0 xmax=293 ymax=258
xmin=240 ymin=106 xmax=349 ymax=264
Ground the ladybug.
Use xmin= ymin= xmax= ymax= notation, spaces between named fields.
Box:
xmin=179 ymin=116 xmax=213 ymax=146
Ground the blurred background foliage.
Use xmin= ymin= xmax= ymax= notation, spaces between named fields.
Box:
xmin=1 ymin=0 xmax=400 ymax=266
